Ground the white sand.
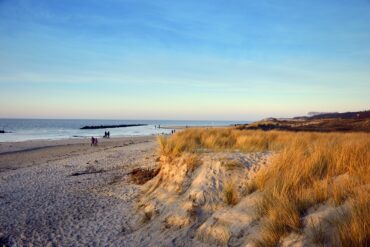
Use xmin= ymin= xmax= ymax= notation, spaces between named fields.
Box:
xmin=0 ymin=136 xmax=159 ymax=246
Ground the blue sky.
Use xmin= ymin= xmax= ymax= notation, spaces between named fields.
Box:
xmin=0 ymin=0 xmax=369 ymax=120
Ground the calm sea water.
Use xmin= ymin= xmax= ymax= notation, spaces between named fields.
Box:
xmin=0 ymin=119 xmax=248 ymax=142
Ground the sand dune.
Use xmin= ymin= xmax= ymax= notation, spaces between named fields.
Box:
xmin=135 ymin=152 xmax=271 ymax=246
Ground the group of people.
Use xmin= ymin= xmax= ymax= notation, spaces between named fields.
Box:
xmin=104 ymin=131 xmax=110 ymax=138
xmin=91 ymin=128 xmax=177 ymax=147
xmin=91 ymin=131 xmax=111 ymax=146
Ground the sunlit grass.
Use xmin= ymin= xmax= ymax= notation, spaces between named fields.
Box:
xmin=158 ymin=127 xmax=294 ymax=157
xmin=251 ymin=132 xmax=369 ymax=246
xmin=158 ymin=127 xmax=370 ymax=246
xmin=223 ymin=180 xmax=239 ymax=206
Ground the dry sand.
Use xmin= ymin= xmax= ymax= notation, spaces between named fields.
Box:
xmin=0 ymin=136 xmax=274 ymax=247
xmin=136 ymin=152 xmax=272 ymax=247
xmin=0 ymin=136 xmax=159 ymax=246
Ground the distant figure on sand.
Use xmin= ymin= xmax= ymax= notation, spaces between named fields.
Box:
xmin=103 ymin=131 xmax=110 ymax=138
xmin=91 ymin=137 xmax=98 ymax=146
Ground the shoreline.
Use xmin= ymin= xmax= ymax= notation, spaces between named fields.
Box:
xmin=0 ymin=124 xmax=232 ymax=153
xmin=0 ymin=135 xmax=158 ymax=154
xmin=0 ymin=135 xmax=156 ymax=174
xmin=0 ymin=132 xmax=167 ymax=144
xmin=0 ymin=124 xmax=236 ymax=143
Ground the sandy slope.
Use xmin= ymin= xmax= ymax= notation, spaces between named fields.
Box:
xmin=135 ymin=152 xmax=271 ymax=247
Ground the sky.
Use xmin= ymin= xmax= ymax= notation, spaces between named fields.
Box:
xmin=0 ymin=0 xmax=369 ymax=121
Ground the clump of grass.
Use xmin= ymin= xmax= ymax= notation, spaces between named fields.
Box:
xmin=142 ymin=211 xmax=153 ymax=223
xmin=254 ymin=220 xmax=284 ymax=247
xmin=243 ymin=180 xmax=258 ymax=195
xmin=309 ymin=178 xmax=329 ymax=205
xmin=184 ymin=154 xmax=201 ymax=173
xmin=254 ymin=204 xmax=301 ymax=247
xmin=223 ymin=180 xmax=239 ymax=206
xmin=255 ymin=191 xmax=302 ymax=246
xmin=330 ymin=177 xmax=353 ymax=206
xmin=335 ymin=189 xmax=370 ymax=247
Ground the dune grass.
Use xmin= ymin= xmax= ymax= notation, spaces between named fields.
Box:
xmin=252 ymin=132 xmax=369 ymax=245
xmin=158 ymin=128 xmax=370 ymax=246
xmin=158 ymin=128 xmax=293 ymax=157
xmin=223 ymin=180 xmax=239 ymax=206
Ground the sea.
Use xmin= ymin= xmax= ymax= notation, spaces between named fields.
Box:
xmin=0 ymin=119 xmax=248 ymax=142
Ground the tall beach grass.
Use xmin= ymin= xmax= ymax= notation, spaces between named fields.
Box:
xmin=158 ymin=127 xmax=370 ymax=246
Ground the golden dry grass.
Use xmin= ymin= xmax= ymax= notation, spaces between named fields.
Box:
xmin=223 ymin=180 xmax=239 ymax=206
xmin=183 ymin=153 xmax=201 ymax=173
xmin=334 ymin=189 xmax=370 ymax=247
xmin=252 ymin=132 xmax=369 ymax=246
xmin=158 ymin=128 xmax=293 ymax=157
xmin=158 ymin=128 xmax=370 ymax=246
xmin=243 ymin=180 xmax=258 ymax=195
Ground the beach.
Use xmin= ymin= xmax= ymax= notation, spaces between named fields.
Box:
xmin=0 ymin=134 xmax=272 ymax=247
xmin=1 ymin=0 xmax=369 ymax=245
xmin=0 ymin=136 xmax=159 ymax=246
xmin=1 ymin=127 xmax=368 ymax=247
